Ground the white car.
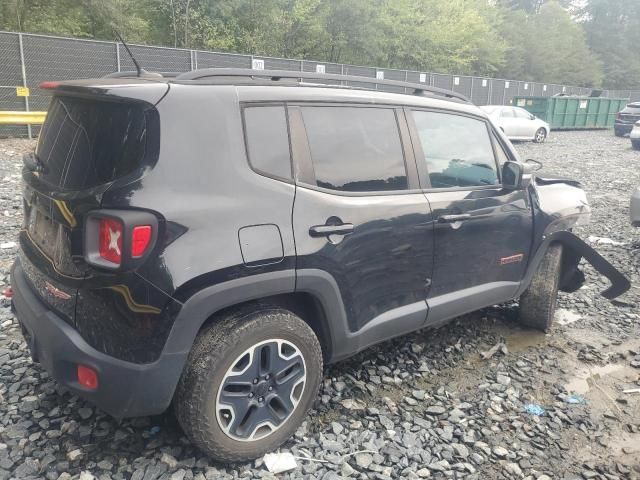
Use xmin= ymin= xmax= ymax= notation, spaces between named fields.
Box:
xmin=631 ymin=121 xmax=640 ymax=150
xmin=480 ymin=105 xmax=550 ymax=143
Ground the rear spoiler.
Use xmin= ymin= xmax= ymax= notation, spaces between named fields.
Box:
xmin=38 ymin=79 xmax=170 ymax=105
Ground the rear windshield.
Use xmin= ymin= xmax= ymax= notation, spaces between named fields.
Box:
xmin=35 ymin=96 xmax=159 ymax=189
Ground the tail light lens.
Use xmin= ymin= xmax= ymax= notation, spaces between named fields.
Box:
xmin=85 ymin=210 xmax=158 ymax=270
xmin=99 ymin=217 xmax=123 ymax=265
xmin=131 ymin=225 xmax=152 ymax=257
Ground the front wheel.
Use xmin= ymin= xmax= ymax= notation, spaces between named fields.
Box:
xmin=174 ymin=306 xmax=323 ymax=462
xmin=518 ymin=244 xmax=563 ymax=331
xmin=533 ymin=127 xmax=547 ymax=143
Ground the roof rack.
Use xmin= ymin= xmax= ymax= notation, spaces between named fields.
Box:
xmin=174 ymin=68 xmax=470 ymax=103
xmin=103 ymin=71 xmax=182 ymax=79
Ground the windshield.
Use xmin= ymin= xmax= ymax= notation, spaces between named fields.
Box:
xmin=35 ymin=96 xmax=158 ymax=190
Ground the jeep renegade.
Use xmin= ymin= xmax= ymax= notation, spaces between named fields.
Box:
xmin=10 ymin=69 xmax=630 ymax=462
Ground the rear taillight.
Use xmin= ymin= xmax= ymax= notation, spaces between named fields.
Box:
xmin=99 ymin=217 xmax=123 ymax=265
xmin=39 ymin=81 xmax=61 ymax=90
xmin=85 ymin=210 xmax=158 ymax=270
xmin=131 ymin=225 xmax=152 ymax=257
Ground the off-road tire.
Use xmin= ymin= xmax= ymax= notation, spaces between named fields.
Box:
xmin=518 ymin=244 xmax=563 ymax=331
xmin=174 ymin=305 xmax=323 ymax=463
xmin=533 ymin=127 xmax=547 ymax=143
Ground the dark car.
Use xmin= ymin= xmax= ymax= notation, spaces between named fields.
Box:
xmin=614 ymin=101 xmax=640 ymax=136
xmin=10 ymin=69 xmax=630 ymax=462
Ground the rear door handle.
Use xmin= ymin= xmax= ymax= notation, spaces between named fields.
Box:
xmin=309 ymin=223 xmax=354 ymax=237
xmin=437 ymin=213 xmax=472 ymax=224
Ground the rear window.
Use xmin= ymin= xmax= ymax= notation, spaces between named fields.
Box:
xmin=243 ymin=105 xmax=292 ymax=180
xmin=35 ymin=96 xmax=159 ymax=190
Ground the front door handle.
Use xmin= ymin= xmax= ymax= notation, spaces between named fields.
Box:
xmin=309 ymin=223 xmax=354 ymax=237
xmin=438 ymin=213 xmax=472 ymax=224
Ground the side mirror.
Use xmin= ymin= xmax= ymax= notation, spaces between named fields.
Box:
xmin=529 ymin=114 xmax=536 ymax=120
xmin=502 ymin=161 xmax=524 ymax=190
xmin=525 ymin=158 xmax=543 ymax=171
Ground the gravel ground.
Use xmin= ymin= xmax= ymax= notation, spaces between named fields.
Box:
xmin=1 ymin=130 xmax=639 ymax=480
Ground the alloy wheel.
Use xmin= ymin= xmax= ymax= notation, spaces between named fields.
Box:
xmin=216 ymin=339 xmax=307 ymax=441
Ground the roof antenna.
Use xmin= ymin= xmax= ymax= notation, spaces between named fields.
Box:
xmin=113 ymin=28 xmax=145 ymax=77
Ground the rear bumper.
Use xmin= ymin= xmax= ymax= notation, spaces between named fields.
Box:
xmin=614 ymin=122 xmax=634 ymax=135
xmin=10 ymin=259 xmax=186 ymax=418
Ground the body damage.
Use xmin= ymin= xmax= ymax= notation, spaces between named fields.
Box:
xmin=523 ymin=175 xmax=629 ymax=299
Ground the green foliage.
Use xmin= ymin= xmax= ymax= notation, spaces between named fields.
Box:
xmin=500 ymin=1 xmax=603 ymax=86
xmin=578 ymin=0 xmax=640 ymax=89
xmin=0 ymin=0 xmax=630 ymax=88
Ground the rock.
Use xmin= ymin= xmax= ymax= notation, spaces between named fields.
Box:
xmin=170 ymin=470 xmax=187 ymax=480
xmin=425 ymin=406 xmax=446 ymax=415
xmin=504 ymin=462 xmax=523 ymax=477
xmin=427 ymin=460 xmax=451 ymax=472
xmin=67 ymin=449 xmax=83 ymax=461
xmin=492 ymin=446 xmax=509 ymax=458
xmin=334 ymin=381 xmax=347 ymax=393
xmin=355 ymin=453 xmax=373 ymax=469
xmin=331 ymin=421 xmax=344 ymax=435
xmin=160 ymin=453 xmax=178 ymax=469
xmin=341 ymin=462 xmax=355 ymax=476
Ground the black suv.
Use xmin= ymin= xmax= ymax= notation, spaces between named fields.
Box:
xmin=10 ymin=69 xmax=630 ymax=462
xmin=614 ymin=101 xmax=640 ymax=136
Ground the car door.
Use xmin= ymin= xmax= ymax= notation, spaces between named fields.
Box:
xmin=289 ymin=104 xmax=435 ymax=350
xmin=513 ymin=107 xmax=536 ymax=138
xmin=407 ymin=108 xmax=533 ymax=324
xmin=498 ymin=107 xmax=518 ymax=137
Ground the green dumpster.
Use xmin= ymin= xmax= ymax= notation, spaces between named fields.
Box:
xmin=511 ymin=96 xmax=629 ymax=130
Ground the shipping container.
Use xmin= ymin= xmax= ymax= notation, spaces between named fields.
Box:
xmin=511 ymin=96 xmax=629 ymax=130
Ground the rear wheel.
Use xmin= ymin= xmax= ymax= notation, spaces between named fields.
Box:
xmin=174 ymin=306 xmax=323 ymax=462
xmin=518 ymin=244 xmax=563 ymax=331
xmin=533 ymin=128 xmax=547 ymax=143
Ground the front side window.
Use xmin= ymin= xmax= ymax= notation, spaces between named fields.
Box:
xmin=500 ymin=108 xmax=515 ymax=118
xmin=514 ymin=108 xmax=532 ymax=119
xmin=411 ymin=110 xmax=499 ymax=188
xmin=300 ymin=106 xmax=407 ymax=192
xmin=243 ymin=105 xmax=292 ymax=180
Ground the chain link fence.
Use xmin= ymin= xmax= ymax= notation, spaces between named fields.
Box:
xmin=2 ymin=30 xmax=639 ymax=138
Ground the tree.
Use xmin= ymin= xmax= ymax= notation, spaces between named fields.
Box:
xmin=497 ymin=1 xmax=602 ymax=86
xmin=578 ymin=0 xmax=640 ymax=88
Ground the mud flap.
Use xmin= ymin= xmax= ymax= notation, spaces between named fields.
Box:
xmin=521 ymin=231 xmax=630 ymax=300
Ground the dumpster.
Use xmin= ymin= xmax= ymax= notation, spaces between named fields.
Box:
xmin=512 ymin=96 xmax=629 ymax=130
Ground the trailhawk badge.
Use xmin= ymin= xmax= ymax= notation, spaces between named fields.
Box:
xmin=45 ymin=281 xmax=72 ymax=300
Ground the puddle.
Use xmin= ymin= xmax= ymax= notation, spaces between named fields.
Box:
xmin=500 ymin=326 xmax=548 ymax=353
xmin=565 ymin=363 xmax=627 ymax=395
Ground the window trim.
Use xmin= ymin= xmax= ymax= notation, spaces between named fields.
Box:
xmin=240 ymin=102 xmax=294 ymax=184
xmin=287 ymin=102 xmax=421 ymax=196
xmin=405 ymin=107 xmax=503 ymax=192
